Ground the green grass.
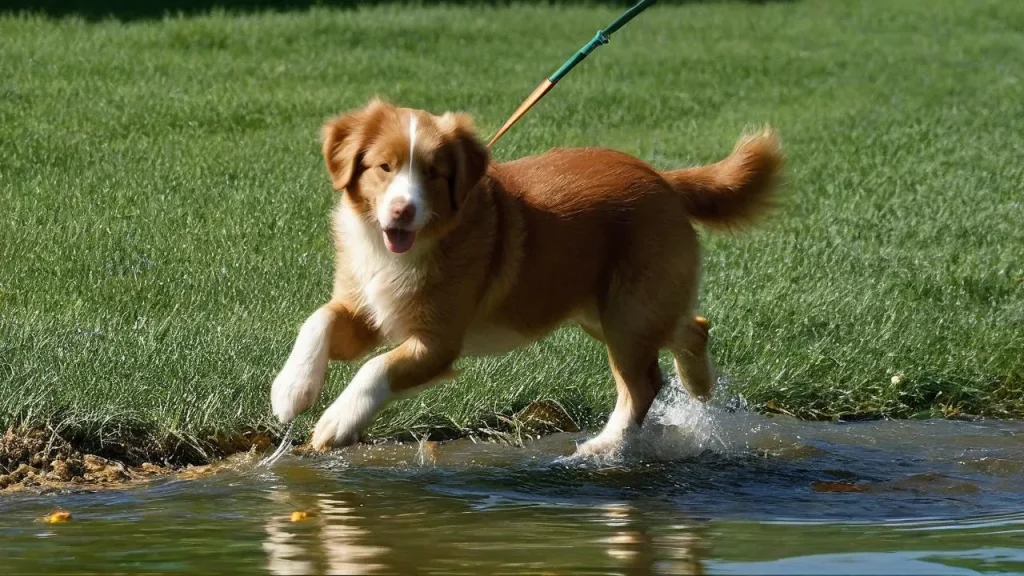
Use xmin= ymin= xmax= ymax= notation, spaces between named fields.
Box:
xmin=1 ymin=0 xmax=1023 ymax=460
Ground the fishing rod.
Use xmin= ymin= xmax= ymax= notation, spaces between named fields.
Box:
xmin=487 ymin=0 xmax=658 ymax=148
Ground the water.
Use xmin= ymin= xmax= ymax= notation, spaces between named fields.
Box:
xmin=2 ymin=389 xmax=1022 ymax=574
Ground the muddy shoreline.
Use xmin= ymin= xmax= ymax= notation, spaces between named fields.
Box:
xmin=0 ymin=400 xmax=582 ymax=493
xmin=0 ymin=426 xmax=281 ymax=493
xmin=3 ymin=397 xmax=991 ymax=494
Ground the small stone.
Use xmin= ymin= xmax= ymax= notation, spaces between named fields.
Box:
xmin=64 ymin=458 xmax=85 ymax=477
xmin=140 ymin=462 xmax=162 ymax=474
xmin=11 ymin=463 xmax=34 ymax=482
xmin=49 ymin=460 xmax=73 ymax=482
xmin=82 ymin=454 xmax=108 ymax=474
xmin=0 ymin=474 xmax=10 ymax=489
xmin=80 ymin=454 xmax=129 ymax=483
xmin=85 ymin=464 xmax=128 ymax=484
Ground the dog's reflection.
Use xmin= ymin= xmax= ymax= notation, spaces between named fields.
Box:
xmin=261 ymin=460 xmax=706 ymax=575
xmin=263 ymin=509 xmax=315 ymax=575
xmin=596 ymin=502 xmax=705 ymax=576
xmin=262 ymin=486 xmax=389 ymax=575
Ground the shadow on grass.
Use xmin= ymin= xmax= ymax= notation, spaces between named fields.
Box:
xmin=5 ymin=0 xmax=796 ymax=22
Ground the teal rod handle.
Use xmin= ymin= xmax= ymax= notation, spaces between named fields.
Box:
xmin=548 ymin=0 xmax=657 ymax=84
xmin=605 ymin=0 xmax=658 ymax=35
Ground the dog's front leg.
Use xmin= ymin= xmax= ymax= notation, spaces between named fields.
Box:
xmin=271 ymin=302 xmax=378 ymax=424
xmin=310 ymin=335 xmax=458 ymax=450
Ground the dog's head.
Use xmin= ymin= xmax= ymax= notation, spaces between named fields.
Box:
xmin=321 ymin=99 xmax=489 ymax=254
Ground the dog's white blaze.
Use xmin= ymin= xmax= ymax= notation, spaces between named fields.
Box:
xmin=270 ymin=306 xmax=333 ymax=423
xmin=376 ymin=114 xmax=428 ymax=231
xmin=408 ymin=114 xmax=417 ymax=170
xmin=311 ymin=354 xmax=392 ymax=448
xmin=338 ymin=207 xmax=427 ymax=338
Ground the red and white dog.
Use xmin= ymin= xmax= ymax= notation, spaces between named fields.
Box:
xmin=270 ymin=99 xmax=783 ymax=455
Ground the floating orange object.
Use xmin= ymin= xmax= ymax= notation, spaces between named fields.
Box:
xmin=290 ymin=511 xmax=313 ymax=522
xmin=44 ymin=511 xmax=72 ymax=523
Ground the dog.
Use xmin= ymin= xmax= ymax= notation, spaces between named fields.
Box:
xmin=270 ymin=99 xmax=783 ymax=455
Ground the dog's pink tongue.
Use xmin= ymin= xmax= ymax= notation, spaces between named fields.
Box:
xmin=384 ymin=229 xmax=415 ymax=254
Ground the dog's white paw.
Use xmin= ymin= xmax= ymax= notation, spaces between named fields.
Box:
xmin=310 ymin=402 xmax=364 ymax=450
xmin=270 ymin=308 xmax=333 ymax=423
xmin=574 ymin=410 xmax=638 ymax=458
xmin=575 ymin=430 xmax=626 ymax=458
xmin=271 ymin=362 xmax=326 ymax=424
xmin=310 ymin=356 xmax=391 ymax=451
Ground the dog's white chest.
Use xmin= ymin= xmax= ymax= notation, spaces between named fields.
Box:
xmin=359 ymin=269 xmax=405 ymax=331
xmin=337 ymin=210 xmax=425 ymax=337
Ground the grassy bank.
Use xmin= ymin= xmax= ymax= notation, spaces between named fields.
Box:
xmin=1 ymin=0 xmax=1022 ymax=461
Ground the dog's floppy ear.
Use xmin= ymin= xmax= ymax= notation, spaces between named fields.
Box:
xmin=321 ymin=99 xmax=389 ymax=192
xmin=321 ymin=111 xmax=363 ymax=192
xmin=441 ymin=112 xmax=489 ymax=211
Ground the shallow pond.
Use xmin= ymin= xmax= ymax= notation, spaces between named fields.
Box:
xmin=2 ymin=389 xmax=1022 ymax=574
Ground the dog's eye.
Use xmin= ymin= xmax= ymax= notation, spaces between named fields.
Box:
xmin=379 ymin=163 xmax=391 ymax=173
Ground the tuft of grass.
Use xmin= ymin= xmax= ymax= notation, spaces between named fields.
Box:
xmin=1 ymin=0 xmax=1022 ymax=458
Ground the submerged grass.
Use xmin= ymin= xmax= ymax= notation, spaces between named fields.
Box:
xmin=1 ymin=0 xmax=1023 ymax=460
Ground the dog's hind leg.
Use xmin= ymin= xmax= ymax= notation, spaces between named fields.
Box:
xmin=577 ymin=344 xmax=664 ymax=456
xmin=576 ymin=298 xmax=668 ymax=456
xmin=669 ymin=316 xmax=715 ymax=401
xmin=271 ymin=302 xmax=379 ymax=424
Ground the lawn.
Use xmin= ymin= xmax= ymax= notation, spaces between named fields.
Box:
xmin=1 ymin=0 xmax=1022 ymax=461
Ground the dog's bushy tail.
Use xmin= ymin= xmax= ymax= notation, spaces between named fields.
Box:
xmin=661 ymin=128 xmax=784 ymax=229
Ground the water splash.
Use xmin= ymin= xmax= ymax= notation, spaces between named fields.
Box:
xmin=561 ymin=377 xmax=779 ymax=466
xmin=416 ymin=434 xmax=436 ymax=467
xmin=258 ymin=423 xmax=295 ymax=468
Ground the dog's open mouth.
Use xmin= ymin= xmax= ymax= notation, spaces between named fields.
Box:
xmin=383 ymin=228 xmax=416 ymax=254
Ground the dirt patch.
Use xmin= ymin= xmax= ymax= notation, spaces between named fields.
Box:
xmin=0 ymin=426 xmax=272 ymax=493
xmin=1 ymin=427 xmax=167 ymax=493
xmin=2 ymin=400 xmax=580 ymax=492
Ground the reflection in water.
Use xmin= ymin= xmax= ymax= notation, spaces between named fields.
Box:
xmin=263 ymin=512 xmax=315 ymax=574
xmin=262 ymin=485 xmax=389 ymax=575
xmin=659 ymin=528 xmax=706 ymax=575
xmin=596 ymin=502 xmax=705 ymax=576
xmin=262 ymin=490 xmax=316 ymax=575
xmin=598 ymin=503 xmax=656 ymax=575
xmin=319 ymin=495 xmax=388 ymax=575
